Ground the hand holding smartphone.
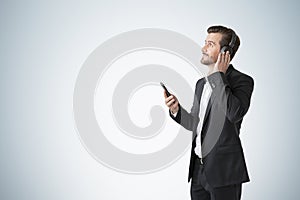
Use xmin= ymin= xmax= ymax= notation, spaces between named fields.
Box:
xmin=160 ymin=82 xmax=179 ymax=114
xmin=160 ymin=82 xmax=171 ymax=97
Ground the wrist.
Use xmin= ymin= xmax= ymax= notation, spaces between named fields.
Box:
xmin=171 ymin=108 xmax=178 ymax=114
xmin=171 ymin=105 xmax=179 ymax=114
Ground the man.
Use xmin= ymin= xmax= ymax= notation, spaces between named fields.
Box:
xmin=164 ymin=25 xmax=254 ymax=200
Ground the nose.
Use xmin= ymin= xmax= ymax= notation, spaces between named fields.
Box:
xmin=202 ymin=45 xmax=207 ymax=53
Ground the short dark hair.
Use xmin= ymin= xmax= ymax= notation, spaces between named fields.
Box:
xmin=207 ymin=25 xmax=240 ymax=60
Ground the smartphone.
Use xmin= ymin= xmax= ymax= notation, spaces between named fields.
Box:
xmin=160 ymin=82 xmax=171 ymax=97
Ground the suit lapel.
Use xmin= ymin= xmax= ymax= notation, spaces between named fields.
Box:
xmin=195 ymin=78 xmax=205 ymax=104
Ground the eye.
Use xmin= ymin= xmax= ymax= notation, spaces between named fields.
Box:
xmin=204 ymin=41 xmax=214 ymax=48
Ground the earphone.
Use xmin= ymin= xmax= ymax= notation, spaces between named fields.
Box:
xmin=220 ymin=31 xmax=237 ymax=55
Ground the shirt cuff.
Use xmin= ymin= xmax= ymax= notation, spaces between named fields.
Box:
xmin=207 ymin=71 xmax=229 ymax=89
xmin=170 ymin=110 xmax=178 ymax=117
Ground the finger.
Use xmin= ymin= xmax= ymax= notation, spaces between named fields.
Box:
xmin=164 ymin=95 xmax=171 ymax=102
xmin=163 ymin=90 xmax=167 ymax=98
xmin=166 ymin=99 xmax=175 ymax=107
xmin=221 ymin=52 xmax=225 ymax=64
xmin=216 ymin=52 xmax=221 ymax=64
xmin=225 ymin=51 xmax=230 ymax=64
xmin=165 ymin=95 xmax=173 ymax=102
xmin=165 ymin=95 xmax=174 ymax=104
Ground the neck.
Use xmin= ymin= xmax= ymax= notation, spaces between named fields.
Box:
xmin=207 ymin=65 xmax=215 ymax=76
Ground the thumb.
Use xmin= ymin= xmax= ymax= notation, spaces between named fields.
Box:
xmin=163 ymin=90 xmax=167 ymax=98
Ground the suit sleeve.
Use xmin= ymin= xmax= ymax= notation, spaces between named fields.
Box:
xmin=207 ymin=71 xmax=254 ymax=123
xmin=168 ymin=80 xmax=201 ymax=131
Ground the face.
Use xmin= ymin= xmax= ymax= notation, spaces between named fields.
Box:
xmin=200 ymin=33 xmax=223 ymax=66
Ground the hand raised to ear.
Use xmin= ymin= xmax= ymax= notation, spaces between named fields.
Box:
xmin=214 ymin=51 xmax=230 ymax=74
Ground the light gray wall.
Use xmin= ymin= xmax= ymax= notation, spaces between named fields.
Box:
xmin=1 ymin=0 xmax=299 ymax=199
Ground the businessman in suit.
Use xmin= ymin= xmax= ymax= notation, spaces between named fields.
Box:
xmin=164 ymin=25 xmax=254 ymax=200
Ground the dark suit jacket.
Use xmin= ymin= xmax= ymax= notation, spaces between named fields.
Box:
xmin=169 ymin=64 xmax=254 ymax=188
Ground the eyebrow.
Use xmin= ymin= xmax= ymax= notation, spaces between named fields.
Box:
xmin=205 ymin=40 xmax=216 ymax=45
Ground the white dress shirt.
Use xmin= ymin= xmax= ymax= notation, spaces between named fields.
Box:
xmin=194 ymin=80 xmax=212 ymax=159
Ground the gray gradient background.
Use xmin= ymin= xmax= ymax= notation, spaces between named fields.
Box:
xmin=1 ymin=0 xmax=299 ymax=199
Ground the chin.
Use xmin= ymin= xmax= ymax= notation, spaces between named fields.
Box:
xmin=201 ymin=59 xmax=209 ymax=65
xmin=200 ymin=57 xmax=206 ymax=64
